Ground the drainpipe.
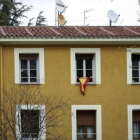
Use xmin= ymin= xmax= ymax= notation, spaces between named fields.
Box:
xmin=0 ymin=45 xmax=3 ymax=130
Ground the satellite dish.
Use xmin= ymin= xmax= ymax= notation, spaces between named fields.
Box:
xmin=57 ymin=14 xmax=65 ymax=25
xmin=56 ymin=0 xmax=65 ymax=13
xmin=107 ymin=10 xmax=118 ymax=23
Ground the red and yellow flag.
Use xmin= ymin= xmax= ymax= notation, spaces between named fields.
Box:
xmin=78 ymin=77 xmax=90 ymax=95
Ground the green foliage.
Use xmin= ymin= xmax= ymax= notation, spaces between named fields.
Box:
xmin=0 ymin=0 xmax=32 ymax=26
xmin=35 ymin=11 xmax=47 ymax=26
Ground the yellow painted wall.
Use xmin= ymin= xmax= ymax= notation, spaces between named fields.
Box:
xmin=1 ymin=44 xmax=140 ymax=140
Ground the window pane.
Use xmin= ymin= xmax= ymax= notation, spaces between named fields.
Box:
xmin=87 ymin=126 xmax=94 ymax=138
xmin=21 ymin=78 xmax=28 ymax=82
xmin=30 ymin=78 xmax=37 ymax=82
xmin=30 ymin=60 xmax=36 ymax=69
xmin=21 ymin=70 xmax=28 ymax=77
xmin=132 ymin=78 xmax=139 ymax=83
xmin=21 ymin=110 xmax=39 ymax=136
xmin=132 ymin=61 xmax=139 ymax=69
xmin=133 ymin=122 xmax=139 ymax=138
xmin=77 ymin=70 xmax=83 ymax=82
xmin=21 ymin=60 xmax=27 ymax=69
xmin=86 ymin=70 xmax=93 ymax=82
xmin=77 ymin=126 xmax=84 ymax=138
xmin=30 ymin=70 xmax=37 ymax=77
xmin=86 ymin=59 xmax=92 ymax=69
xmin=132 ymin=70 xmax=139 ymax=78
xmin=77 ymin=60 xmax=83 ymax=69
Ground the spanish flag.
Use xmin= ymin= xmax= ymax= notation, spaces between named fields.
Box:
xmin=78 ymin=77 xmax=90 ymax=95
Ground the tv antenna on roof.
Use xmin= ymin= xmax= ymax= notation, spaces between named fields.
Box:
xmin=107 ymin=10 xmax=120 ymax=26
xmin=55 ymin=0 xmax=67 ymax=27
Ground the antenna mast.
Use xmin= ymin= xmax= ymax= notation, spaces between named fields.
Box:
xmin=84 ymin=9 xmax=93 ymax=26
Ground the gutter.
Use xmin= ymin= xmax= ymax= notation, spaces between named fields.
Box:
xmin=0 ymin=38 xmax=140 ymax=45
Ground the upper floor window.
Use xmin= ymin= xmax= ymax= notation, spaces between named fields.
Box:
xmin=132 ymin=54 xmax=140 ymax=83
xmin=76 ymin=54 xmax=95 ymax=83
xmin=70 ymin=48 xmax=101 ymax=84
xmin=14 ymin=48 xmax=45 ymax=84
xmin=20 ymin=54 xmax=38 ymax=83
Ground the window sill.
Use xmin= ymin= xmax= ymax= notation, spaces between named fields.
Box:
xmin=19 ymin=82 xmax=41 ymax=85
xmin=132 ymin=83 xmax=140 ymax=85
xmin=75 ymin=83 xmax=96 ymax=85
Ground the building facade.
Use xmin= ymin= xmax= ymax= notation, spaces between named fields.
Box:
xmin=0 ymin=26 xmax=140 ymax=140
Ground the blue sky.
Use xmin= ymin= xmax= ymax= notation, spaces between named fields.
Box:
xmin=17 ymin=0 xmax=140 ymax=26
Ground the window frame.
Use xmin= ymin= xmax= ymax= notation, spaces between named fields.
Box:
xmin=127 ymin=105 xmax=140 ymax=140
xmin=14 ymin=48 xmax=45 ymax=84
xmin=76 ymin=54 xmax=95 ymax=84
xmin=16 ymin=105 xmax=46 ymax=140
xmin=127 ymin=48 xmax=140 ymax=84
xmin=70 ymin=48 xmax=101 ymax=84
xmin=71 ymin=105 xmax=102 ymax=140
xmin=20 ymin=59 xmax=39 ymax=84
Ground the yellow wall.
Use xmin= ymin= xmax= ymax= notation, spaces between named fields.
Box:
xmin=1 ymin=44 xmax=140 ymax=140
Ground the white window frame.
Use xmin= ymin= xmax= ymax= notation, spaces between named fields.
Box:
xmin=71 ymin=105 xmax=102 ymax=140
xmin=127 ymin=105 xmax=140 ymax=140
xmin=70 ymin=48 xmax=101 ymax=84
xmin=16 ymin=105 xmax=46 ymax=140
xmin=14 ymin=48 xmax=45 ymax=84
xmin=20 ymin=59 xmax=39 ymax=83
xmin=76 ymin=55 xmax=95 ymax=84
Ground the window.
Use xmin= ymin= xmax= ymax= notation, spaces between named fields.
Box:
xmin=20 ymin=54 xmax=38 ymax=83
xmin=133 ymin=110 xmax=140 ymax=139
xmin=70 ymin=48 xmax=101 ymax=84
xmin=132 ymin=54 xmax=140 ymax=83
xmin=16 ymin=105 xmax=46 ymax=140
xmin=21 ymin=110 xmax=40 ymax=139
xmin=72 ymin=105 xmax=102 ymax=140
xmin=77 ymin=110 xmax=96 ymax=139
xmin=76 ymin=54 xmax=95 ymax=83
xmin=14 ymin=48 xmax=45 ymax=84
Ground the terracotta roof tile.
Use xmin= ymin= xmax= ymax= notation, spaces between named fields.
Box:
xmin=0 ymin=26 xmax=140 ymax=38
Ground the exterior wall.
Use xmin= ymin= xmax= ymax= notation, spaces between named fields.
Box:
xmin=1 ymin=44 xmax=140 ymax=140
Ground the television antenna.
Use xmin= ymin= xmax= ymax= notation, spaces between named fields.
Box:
xmin=55 ymin=0 xmax=67 ymax=27
xmin=107 ymin=10 xmax=120 ymax=26
xmin=84 ymin=9 xmax=93 ymax=26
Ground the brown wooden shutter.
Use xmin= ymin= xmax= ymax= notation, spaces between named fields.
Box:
xmin=76 ymin=54 xmax=93 ymax=60
xmin=19 ymin=54 xmax=38 ymax=60
xmin=76 ymin=110 xmax=95 ymax=126
xmin=133 ymin=111 xmax=140 ymax=121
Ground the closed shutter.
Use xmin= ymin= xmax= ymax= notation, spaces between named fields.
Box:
xmin=76 ymin=110 xmax=95 ymax=126
xmin=133 ymin=111 xmax=140 ymax=122
xmin=19 ymin=54 xmax=38 ymax=60
xmin=76 ymin=54 xmax=93 ymax=60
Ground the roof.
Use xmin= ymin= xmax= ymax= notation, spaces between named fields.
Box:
xmin=0 ymin=26 xmax=140 ymax=39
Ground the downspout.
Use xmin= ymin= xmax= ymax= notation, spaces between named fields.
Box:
xmin=0 ymin=45 xmax=3 ymax=129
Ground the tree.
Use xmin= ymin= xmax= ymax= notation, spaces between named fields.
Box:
xmin=0 ymin=84 xmax=69 ymax=140
xmin=0 ymin=0 xmax=32 ymax=26
xmin=35 ymin=11 xmax=47 ymax=26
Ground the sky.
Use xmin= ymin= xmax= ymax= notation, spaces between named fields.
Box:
xmin=16 ymin=0 xmax=140 ymax=26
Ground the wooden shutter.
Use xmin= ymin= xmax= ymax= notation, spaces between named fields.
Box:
xmin=133 ymin=111 xmax=140 ymax=121
xmin=19 ymin=54 xmax=38 ymax=60
xmin=76 ymin=54 xmax=93 ymax=60
xmin=76 ymin=110 xmax=96 ymax=126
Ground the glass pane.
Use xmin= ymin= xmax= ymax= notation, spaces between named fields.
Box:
xmin=77 ymin=60 xmax=83 ymax=69
xmin=77 ymin=126 xmax=84 ymax=138
xmin=30 ymin=78 xmax=37 ymax=82
xmin=86 ymin=59 xmax=92 ymax=69
xmin=77 ymin=70 xmax=83 ymax=82
xmin=21 ymin=70 xmax=28 ymax=77
xmin=30 ymin=60 xmax=36 ymax=69
xmin=87 ymin=126 xmax=94 ymax=138
xmin=132 ymin=78 xmax=139 ymax=83
xmin=133 ymin=122 xmax=139 ymax=138
xmin=30 ymin=70 xmax=37 ymax=77
xmin=21 ymin=60 xmax=27 ymax=69
xmin=132 ymin=70 xmax=139 ymax=77
xmin=132 ymin=61 xmax=139 ymax=69
xmin=21 ymin=78 xmax=28 ymax=82
xmin=86 ymin=70 xmax=93 ymax=82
